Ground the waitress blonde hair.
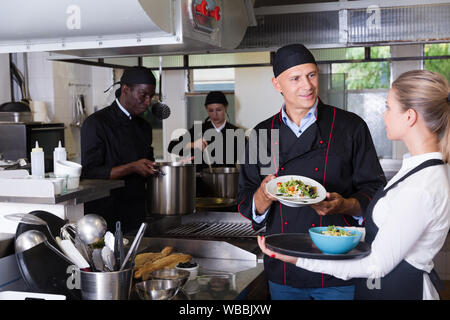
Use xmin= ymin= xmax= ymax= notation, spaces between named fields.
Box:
xmin=392 ymin=70 xmax=450 ymax=163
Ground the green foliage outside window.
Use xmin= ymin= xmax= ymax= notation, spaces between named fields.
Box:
xmin=424 ymin=43 xmax=450 ymax=82
xmin=332 ymin=47 xmax=390 ymax=90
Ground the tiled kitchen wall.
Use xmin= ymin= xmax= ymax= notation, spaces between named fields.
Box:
xmin=0 ymin=54 xmax=11 ymax=103
xmin=27 ymin=52 xmax=114 ymax=162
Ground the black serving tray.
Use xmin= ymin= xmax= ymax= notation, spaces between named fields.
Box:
xmin=265 ymin=233 xmax=371 ymax=260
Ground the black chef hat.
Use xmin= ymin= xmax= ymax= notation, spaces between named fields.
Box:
xmin=120 ymin=66 xmax=156 ymax=85
xmin=273 ymin=44 xmax=317 ymax=78
xmin=204 ymin=91 xmax=228 ymax=106
xmin=106 ymin=66 xmax=157 ymax=98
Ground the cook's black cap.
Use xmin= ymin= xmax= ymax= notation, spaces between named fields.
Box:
xmin=120 ymin=66 xmax=156 ymax=85
xmin=110 ymin=66 xmax=157 ymax=97
xmin=273 ymin=44 xmax=317 ymax=78
xmin=204 ymin=91 xmax=228 ymax=106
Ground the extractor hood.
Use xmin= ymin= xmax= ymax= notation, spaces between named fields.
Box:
xmin=0 ymin=0 xmax=254 ymax=58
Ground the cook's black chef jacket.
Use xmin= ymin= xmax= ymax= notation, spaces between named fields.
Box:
xmin=237 ymin=100 xmax=386 ymax=289
xmin=167 ymin=120 xmax=242 ymax=172
xmin=80 ymin=100 xmax=154 ymax=233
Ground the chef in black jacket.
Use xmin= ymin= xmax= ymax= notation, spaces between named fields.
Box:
xmin=167 ymin=91 xmax=243 ymax=195
xmin=237 ymin=44 xmax=386 ymax=300
xmin=81 ymin=66 xmax=158 ymax=234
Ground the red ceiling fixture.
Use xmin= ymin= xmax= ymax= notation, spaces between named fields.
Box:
xmin=195 ymin=0 xmax=221 ymax=21
xmin=208 ymin=6 xmax=221 ymax=21
xmin=195 ymin=0 xmax=209 ymax=16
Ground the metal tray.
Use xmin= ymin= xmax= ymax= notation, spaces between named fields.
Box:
xmin=265 ymin=233 xmax=371 ymax=260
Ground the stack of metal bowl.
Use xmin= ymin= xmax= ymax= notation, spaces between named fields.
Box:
xmin=135 ymin=268 xmax=190 ymax=300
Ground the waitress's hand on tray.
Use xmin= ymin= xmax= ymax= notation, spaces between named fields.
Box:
xmin=254 ymin=174 xmax=277 ymax=215
xmin=310 ymin=192 xmax=361 ymax=216
xmin=257 ymin=235 xmax=298 ymax=265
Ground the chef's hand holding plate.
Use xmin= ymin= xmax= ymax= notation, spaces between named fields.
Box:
xmin=254 ymin=175 xmax=278 ymax=214
xmin=310 ymin=192 xmax=361 ymax=216
xmin=257 ymin=235 xmax=298 ymax=265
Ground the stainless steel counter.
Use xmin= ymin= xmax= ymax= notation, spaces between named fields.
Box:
xmin=131 ymin=257 xmax=265 ymax=300
xmin=0 ymin=179 xmax=124 ymax=205
xmin=132 ymin=212 xmax=267 ymax=300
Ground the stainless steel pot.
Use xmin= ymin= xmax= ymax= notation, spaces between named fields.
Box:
xmin=147 ymin=162 xmax=196 ymax=215
xmin=201 ymin=167 xmax=240 ymax=199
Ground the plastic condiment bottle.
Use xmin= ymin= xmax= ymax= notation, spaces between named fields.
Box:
xmin=31 ymin=141 xmax=45 ymax=178
xmin=53 ymin=140 xmax=67 ymax=171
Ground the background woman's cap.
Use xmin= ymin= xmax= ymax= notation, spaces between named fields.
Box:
xmin=273 ymin=44 xmax=317 ymax=78
xmin=205 ymin=91 xmax=228 ymax=106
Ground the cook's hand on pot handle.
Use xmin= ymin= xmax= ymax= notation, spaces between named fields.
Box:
xmin=254 ymin=174 xmax=277 ymax=214
xmin=132 ymin=159 xmax=158 ymax=177
xmin=110 ymin=159 xmax=157 ymax=179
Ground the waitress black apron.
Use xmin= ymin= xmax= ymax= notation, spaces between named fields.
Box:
xmin=354 ymin=159 xmax=445 ymax=300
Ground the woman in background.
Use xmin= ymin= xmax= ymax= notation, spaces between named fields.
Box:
xmin=167 ymin=91 xmax=243 ymax=196
xmin=258 ymin=70 xmax=450 ymax=300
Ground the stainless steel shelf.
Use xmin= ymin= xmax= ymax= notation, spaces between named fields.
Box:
xmin=0 ymin=179 xmax=124 ymax=205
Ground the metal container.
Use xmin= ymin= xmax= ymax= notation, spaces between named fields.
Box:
xmin=80 ymin=268 xmax=133 ymax=300
xmin=0 ymin=112 xmax=32 ymax=123
xmin=201 ymin=167 xmax=240 ymax=199
xmin=147 ymin=162 xmax=196 ymax=215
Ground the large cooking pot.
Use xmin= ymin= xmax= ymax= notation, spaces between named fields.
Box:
xmin=147 ymin=162 xmax=196 ymax=215
xmin=201 ymin=167 xmax=240 ymax=199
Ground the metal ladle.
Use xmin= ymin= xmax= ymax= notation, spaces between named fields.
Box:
xmin=76 ymin=214 xmax=107 ymax=245
xmin=4 ymin=213 xmax=58 ymax=242
xmin=15 ymin=230 xmax=71 ymax=263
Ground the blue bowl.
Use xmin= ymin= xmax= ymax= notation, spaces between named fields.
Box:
xmin=309 ymin=227 xmax=362 ymax=254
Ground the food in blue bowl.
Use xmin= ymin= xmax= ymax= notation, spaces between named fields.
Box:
xmin=309 ymin=226 xmax=362 ymax=254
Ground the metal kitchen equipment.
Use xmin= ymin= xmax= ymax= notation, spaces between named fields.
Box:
xmin=14 ymin=230 xmax=71 ymax=263
xmin=4 ymin=213 xmax=55 ymax=241
xmin=201 ymin=167 xmax=240 ymax=199
xmin=135 ymin=278 xmax=180 ymax=300
xmin=195 ymin=197 xmax=236 ymax=210
xmin=152 ymin=212 xmax=263 ymax=242
xmin=0 ymin=102 xmax=32 ymax=122
xmin=80 ymin=267 xmax=133 ymax=300
xmin=13 ymin=210 xmax=81 ymax=299
xmin=135 ymin=211 xmax=265 ymax=300
xmin=76 ymin=214 xmax=107 ymax=245
xmin=0 ymin=0 xmax=252 ymax=58
xmin=120 ymin=222 xmax=147 ymax=271
xmin=0 ymin=122 xmax=65 ymax=172
xmin=147 ymin=162 xmax=196 ymax=215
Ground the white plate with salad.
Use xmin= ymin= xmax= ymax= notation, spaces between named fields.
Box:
xmin=266 ymin=175 xmax=326 ymax=207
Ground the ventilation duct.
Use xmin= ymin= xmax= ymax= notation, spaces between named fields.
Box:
xmin=0 ymin=0 xmax=252 ymax=57
xmin=238 ymin=1 xmax=450 ymax=50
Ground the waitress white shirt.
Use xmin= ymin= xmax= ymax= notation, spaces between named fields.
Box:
xmin=295 ymin=152 xmax=450 ymax=300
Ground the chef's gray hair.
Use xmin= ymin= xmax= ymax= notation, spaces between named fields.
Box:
xmin=392 ymin=70 xmax=450 ymax=163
